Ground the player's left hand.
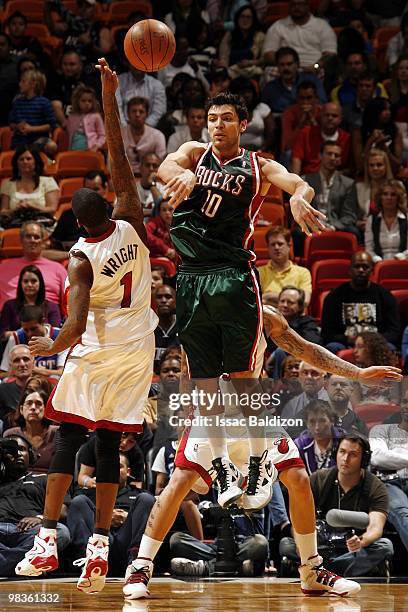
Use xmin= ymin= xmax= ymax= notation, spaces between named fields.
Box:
xmin=28 ymin=336 xmax=54 ymax=356
xmin=96 ymin=57 xmax=119 ymax=95
xmin=358 ymin=365 xmax=403 ymax=385
xmin=290 ymin=195 xmax=327 ymax=235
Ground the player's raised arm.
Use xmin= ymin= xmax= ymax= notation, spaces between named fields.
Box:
xmin=96 ymin=57 xmax=146 ymax=244
xmin=158 ymin=141 xmax=206 ymax=207
xmin=29 ymin=254 xmax=92 ymax=356
xmin=263 ymin=305 xmax=402 ymax=383
xmin=258 ymin=156 xmax=326 ymax=236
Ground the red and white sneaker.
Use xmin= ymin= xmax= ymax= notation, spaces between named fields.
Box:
xmin=299 ymin=555 xmax=361 ymax=597
xmin=15 ymin=532 xmax=58 ymax=576
xmin=123 ymin=561 xmax=152 ymax=599
xmin=74 ymin=535 xmax=109 ymax=594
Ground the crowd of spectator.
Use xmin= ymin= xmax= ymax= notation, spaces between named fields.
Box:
xmin=0 ymin=0 xmax=408 ymax=582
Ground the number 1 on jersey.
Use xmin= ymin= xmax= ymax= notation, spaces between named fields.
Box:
xmin=120 ymin=271 xmax=132 ymax=308
xmin=201 ymin=190 xmax=223 ymax=218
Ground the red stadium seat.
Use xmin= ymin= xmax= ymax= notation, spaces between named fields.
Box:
xmin=336 ymin=349 xmax=355 ymax=363
xmin=311 ymin=259 xmax=350 ymax=292
xmin=3 ymin=0 xmax=44 ymax=22
xmin=53 ymin=127 xmax=69 ymax=153
xmin=59 ymin=178 xmax=84 ymax=203
xmin=0 ymin=229 xmax=23 ymax=258
xmin=354 ymin=402 xmax=400 ymax=430
xmin=391 ymin=290 xmax=408 ymax=329
xmin=0 ymin=127 xmax=12 ymax=151
xmin=252 ymin=226 xmax=271 ymax=259
xmin=313 ymin=289 xmax=329 ymax=323
xmin=303 ymin=232 xmax=358 ymax=267
xmin=265 ymin=184 xmax=283 ymax=205
xmin=372 ymin=260 xmax=408 ymax=290
xmin=54 ymin=151 xmax=106 ymax=179
xmin=258 ymin=203 xmax=286 ymax=226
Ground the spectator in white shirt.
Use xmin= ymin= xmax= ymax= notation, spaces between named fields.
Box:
xmin=262 ymin=0 xmax=337 ymax=71
xmin=167 ymin=104 xmax=209 ymax=153
xmin=386 ymin=14 xmax=408 ymax=68
xmin=136 ymin=153 xmax=166 ymax=220
xmin=116 ymin=67 xmax=166 ymax=127
xmin=370 ymin=387 xmax=408 ymax=552
xmin=364 ymin=180 xmax=408 ymax=263
xmin=120 ymin=97 xmax=166 ymax=175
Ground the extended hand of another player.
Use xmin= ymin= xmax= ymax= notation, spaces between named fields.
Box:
xmin=28 ymin=336 xmax=54 ymax=356
xmin=96 ymin=57 xmax=119 ymax=95
xmin=358 ymin=365 xmax=403 ymax=385
xmin=289 ymin=195 xmax=327 ymax=235
xmin=164 ymin=169 xmax=197 ymax=207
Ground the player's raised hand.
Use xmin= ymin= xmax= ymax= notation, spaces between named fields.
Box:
xmin=96 ymin=57 xmax=119 ymax=95
xmin=289 ymin=195 xmax=327 ymax=235
xmin=358 ymin=365 xmax=403 ymax=385
xmin=164 ymin=169 xmax=197 ymax=207
xmin=28 ymin=336 xmax=54 ymax=356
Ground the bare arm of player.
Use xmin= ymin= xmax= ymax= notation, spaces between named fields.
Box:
xmin=258 ymin=156 xmax=327 ymax=235
xmin=96 ymin=57 xmax=147 ymax=245
xmin=263 ymin=306 xmax=402 ymax=384
xmin=28 ymin=254 xmax=93 ymax=357
xmin=157 ymin=141 xmax=206 ymax=207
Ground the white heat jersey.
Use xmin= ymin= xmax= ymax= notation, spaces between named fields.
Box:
xmin=69 ymin=219 xmax=158 ymax=348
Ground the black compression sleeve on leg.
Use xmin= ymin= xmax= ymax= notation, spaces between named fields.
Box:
xmin=48 ymin=422 xmax=88 ymax=475
xmin=95 ymin=428 xmax=121 ymax=483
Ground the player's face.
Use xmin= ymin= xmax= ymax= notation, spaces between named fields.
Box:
xmin=207 ymin=105 xmax=246 ymax=152
xmin=337 ymin=440 xmax=363 ymax=475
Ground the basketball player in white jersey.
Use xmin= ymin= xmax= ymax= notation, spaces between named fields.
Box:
xmin=15 ymin=57 xmax=158 ymax=594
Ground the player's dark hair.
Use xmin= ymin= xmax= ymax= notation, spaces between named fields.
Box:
xmin=206 ymin=92 xmax=248 ymax=122
xmin=72 ymin=187 xmax=109 ymax=228
xmin=20 ymin=304 xmax=44 ymax=323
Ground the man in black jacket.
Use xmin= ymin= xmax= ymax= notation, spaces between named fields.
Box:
xmin=321 ymin=251 xmax=400 ymax=352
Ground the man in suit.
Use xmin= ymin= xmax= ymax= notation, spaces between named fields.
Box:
xmin=303 ymin=141 xmax=359 ymax=239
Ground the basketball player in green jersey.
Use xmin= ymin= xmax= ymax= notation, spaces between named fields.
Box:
xmin=156 ymin=92 xmax=327 ymax=511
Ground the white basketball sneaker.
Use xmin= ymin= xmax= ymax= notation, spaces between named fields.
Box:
xmin=240 ymin=450 xmax=278 ymax=511
xmin=123 ymin=560 xmax=153 ymax=599
xmin=15 ymin=531 xmax=59 ymax=576
xmin=212 ymin=457 xmax=244 ymax=507
xmin=299 ymin=554 xmax=361 ymax=597
xmin=74 ymin=535 xmax=109 ymax=594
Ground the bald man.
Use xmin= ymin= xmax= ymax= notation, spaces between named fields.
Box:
xmin=281 ymin=361 xmax=328 ymax=420
xmin=291 ymin=102 xmax=350 ymax=174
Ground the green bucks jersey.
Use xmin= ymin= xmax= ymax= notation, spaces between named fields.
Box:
xmin=170 ymin=145 xmax=265 ymax=265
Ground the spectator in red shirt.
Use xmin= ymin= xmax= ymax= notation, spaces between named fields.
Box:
xmin=281 ymin=80 xmax=321 ymax=159
xmin=146 ymin=200 xmax=177 ymax=271
xmin=291 ymin=102 xmax=350 ymax=174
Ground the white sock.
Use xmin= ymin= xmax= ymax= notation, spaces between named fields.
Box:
xmin=245 ymin=420 xmax=267 ymax=457
xmin=39 ymin=527 xmax=57 ymax=539
xmin=92 ymin=533 xmax=109 ymax=545
xmin=294 ymin=531 xmax=318 ymax=565
xmin=207 ymin=420 xmax=229 ymax=461
xmin=133 ymin=535 xmax=162 ymax=567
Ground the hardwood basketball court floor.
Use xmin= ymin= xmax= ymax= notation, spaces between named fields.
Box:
xmin=0 ymin=577 xmax=407 ymax=612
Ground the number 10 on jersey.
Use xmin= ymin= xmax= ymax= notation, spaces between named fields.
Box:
xmin=201 ymin=189 xmax=223 ymax=218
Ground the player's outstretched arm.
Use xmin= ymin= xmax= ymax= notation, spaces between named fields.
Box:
xmin=96 ymin=58 xmax=147 ymax=244
xmin=28 ymin=254 xmax=92 ymax=356
xmin=258 ymin=156 xmax=326 ymax=235
xmin=263 ymin=306 xmax=402 ymax=383
xmin=158 ymin=141 xmax=206 ymax=208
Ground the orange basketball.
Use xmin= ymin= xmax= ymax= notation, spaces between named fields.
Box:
xmin=124 ymin=19 xmax=176 ymax=72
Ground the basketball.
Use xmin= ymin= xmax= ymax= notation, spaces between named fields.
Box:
xmin=124 ymin=19 xmax=176 ymax=73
